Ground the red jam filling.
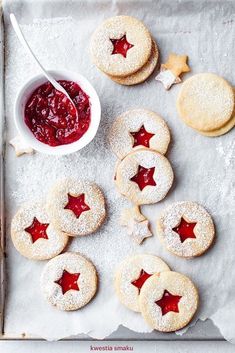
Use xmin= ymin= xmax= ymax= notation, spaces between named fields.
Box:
xmin=110 ymin=34 xmax=134 ymax=58
xmin=25 ymin=217 xmax=49 ymax=243
xmin=130 ymin=125 xmax=155 ymax=148
xmin=155 ymin=290 xmax=182 ymax=316
xmin=131 ymin=269 xmax=152 ymax=293
xmin=64 ymin=193 xmax=90 ymax=218
xmin=24 ymin=80 xmax=91 ymax=147
xmin=173 ymin=218 xmax=197 ymax=243
xmin=130 ymin=166 xmax=156 ymax=191
xmin=55 ymin=270 xmax=80 ymax=295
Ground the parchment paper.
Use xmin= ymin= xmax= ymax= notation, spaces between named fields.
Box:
xmin=2 ymin=0 xmax=235 ymax=342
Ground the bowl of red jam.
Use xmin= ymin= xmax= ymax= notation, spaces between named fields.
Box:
xmin=14 ymin=70 xmax=101 ymax=155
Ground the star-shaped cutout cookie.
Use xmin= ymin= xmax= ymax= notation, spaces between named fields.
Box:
xmin=64 ymin=193 xmax=90 ymax=218
xmin=155 ymin=67 xmax=181 ymax=90
xmin=162 ymin=53 xmax=190 ymax=77
xmin=127 ymin=219 xmax=153 ymax=244
xmin=10 ymin=135 xmax=33 ymax=156
xmin=155 ymin=290 xmax=182 ymax=316
xmin=120 ymin=205 xmax=146 ymax=227
xmin=55 ymin=270 xmax=80 ymax=295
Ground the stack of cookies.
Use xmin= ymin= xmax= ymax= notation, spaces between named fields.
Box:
xmin=90 ymin=16 xmax=159 ymax=85
xmin=177 ymin=73 xmax=235 ymax=137
xmin=115 ymin=254 xmax=199 ymax=332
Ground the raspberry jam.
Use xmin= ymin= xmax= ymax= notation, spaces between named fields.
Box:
xmin=25 ymin=217 xmax=49 ymax=243
xmin=55 ymin=270 xmax=80 ymax=295
xmin=130 ymin=125 xmax=155 ymax=148
xmin=131 ymin=166 xmax=156 ymax=191
xmin=110 ymin=35 xmax=134 ymax=58
xmin=155 ymin=290 xmax=182 ymax=316
xmin=173 ymin=218 xmax=197 ymax=243
xmin=131 ymin=269 xmax=152 ymax=293
xmin=24 ymin=80 xmax=91 ymax=147
xmin=64 ymin=193 xmax=90 ymax=218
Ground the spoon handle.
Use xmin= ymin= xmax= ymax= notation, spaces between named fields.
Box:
xmin=9 ymin=13 xmax=73 ymax=100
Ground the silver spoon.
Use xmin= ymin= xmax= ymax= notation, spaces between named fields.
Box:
xmin=10 ymin=13 xmax=77 ymax=110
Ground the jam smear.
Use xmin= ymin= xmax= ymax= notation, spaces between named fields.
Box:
xmin=130 ymin=165 xmax=156 ymax=191
xmin=155 ymin=290 xmax=182 ymax=315
xmin=55 ymin=270 xmax=80 ymax=295
xmin=25 ymin=217 xmax=49 ymax=243
xmin=130 ymin=125 xmax=155 ymax=148
xmin=24 ymin=80 xmax=91 ymax=147
xmin=131 ymin=269 xmax=152 ymax=293
xmin=64 ymin=193 xmax=90 ymax=218
xmin=110 ymin=34 xmax=134 ymax=58
xmin=173 ymin=218 xmax=197 ymax=243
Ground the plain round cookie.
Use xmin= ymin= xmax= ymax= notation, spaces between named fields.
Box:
xmin=115 ymin=149 xmax=174 ymax=205
xmin=109 ymin=40 xmax=159 ymax=85
xmin=46 ymin=179 xmax=106 ymax=236
xmin=41 ymin=252 xmax=98 ymax=311
xmin=156 ymin=201 xmax=215 ymax=258
xmin=109 ymin=109 xmax=170 ymax=160
xmin=90 ymin=16 xmax=152 ymax=77
xmin=115 ymin=254 xmax=170 ymax=312
xmin=177 ymin=73 xmax=234 ymax=132
xmin=139 ymin=271 xmax=199 ymax=332
xmin=11 ymin=202 xmax=69 ymax=261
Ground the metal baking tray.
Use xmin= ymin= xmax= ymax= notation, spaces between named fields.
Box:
xmin=0 ymin=0 xmax=227 ymax=341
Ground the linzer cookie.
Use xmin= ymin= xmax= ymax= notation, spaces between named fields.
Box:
xmin=177 ymin=73 xmax=235 ymax=136
xmin=90 ymin=16 xmax=152 ymax=77
xmin=109 ymin=40 xmax=159 ymax=85
xmin=109 ymin=109 xmax=170 ymax=160
xmin=139 ymin=271 xmax=199 ymax=332
xmin=46 ymin=179 xmax=106 ymax=236
xmin=11 ymin=202 xmax=69 ymax=261
xmin=115 ymin=149 xmax=174 ymax=205
xmin=156 ymin=201 xmax=215 ymax=258
xmin=115 ymin=254 xmax=170 ymax=312
xmin=40 ymin=252 xmax=98 ymax=311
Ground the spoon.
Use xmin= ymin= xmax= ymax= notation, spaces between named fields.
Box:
xmin=10 ymin=13 xmax=77 ymax=109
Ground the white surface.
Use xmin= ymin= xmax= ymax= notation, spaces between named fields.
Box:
xmin=2 ymin=0 xmax=235 ymax=342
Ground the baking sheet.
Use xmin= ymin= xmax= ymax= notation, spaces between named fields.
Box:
xmin=1 ymin=0 xmax=235 ymax=342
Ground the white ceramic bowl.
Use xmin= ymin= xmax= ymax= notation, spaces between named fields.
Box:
xmin=14 ymin=70 xmax=101 ymax=155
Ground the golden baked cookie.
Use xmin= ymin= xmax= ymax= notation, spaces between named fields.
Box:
xmin=109 ymin=40 xmax=159 ymax=85
xmin=109 ymin=109 xmax=170 ymax=160
xmin=139 ymin=271 xmax=199 ymax=332
xmin=177 ymin=73 xmax=234 ymax=132
xmin=40 ymin=252 xmax=98 ymax=311
xmin=11 ymin=202 xmax=69 ymax=261
xmin=115 ymin=149 xmax=174 ymax=205
xmin=46 ymin=179 xmax=106 ymax=236
xmin=115 ymin=254 xmax=170 ymax=312
xmin=90 ymin=15 xmax=152 ymax=77
xmin=156 ymin=201 xmax=215 ymax=258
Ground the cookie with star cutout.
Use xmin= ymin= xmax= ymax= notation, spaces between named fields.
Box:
xmin=177 ymin=73 xmax=235 ymax=135
xmin=109 ymin=40 xmax=159 ymax=85
xmin=40 ymin=252 xmax=98 ymax=311
xmin=115 ymin=254 xmax=170 ymax=312
xmin=11 ymin=202 xmax=69 ymax=261
xmin=90 ymin=16 xmax=152 ymax=77
xmin=109 ymin=109 xmax=170 ymax=160
xmin=139 ymin=271 xmax=199 ymax=332
xmin=115 ymin=149 xmax=174 ymax=205
xmin=156 ymin=201 xmax=215 ymax=258
xmin=46 ymin=179 xmax=106 ymax=237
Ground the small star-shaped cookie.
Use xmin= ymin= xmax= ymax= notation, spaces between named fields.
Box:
xmin=127 ymin=219 xmax=153 ymax=244
xmin=162 ymin=53 xmax=190 ymax=77
xmin=10 ymin=135 xmax=33 ymax=156
xmin=120 ymin=205 xmax=146 ymax=226
xmin=155 ymin=67 xmax=181 ymax=90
